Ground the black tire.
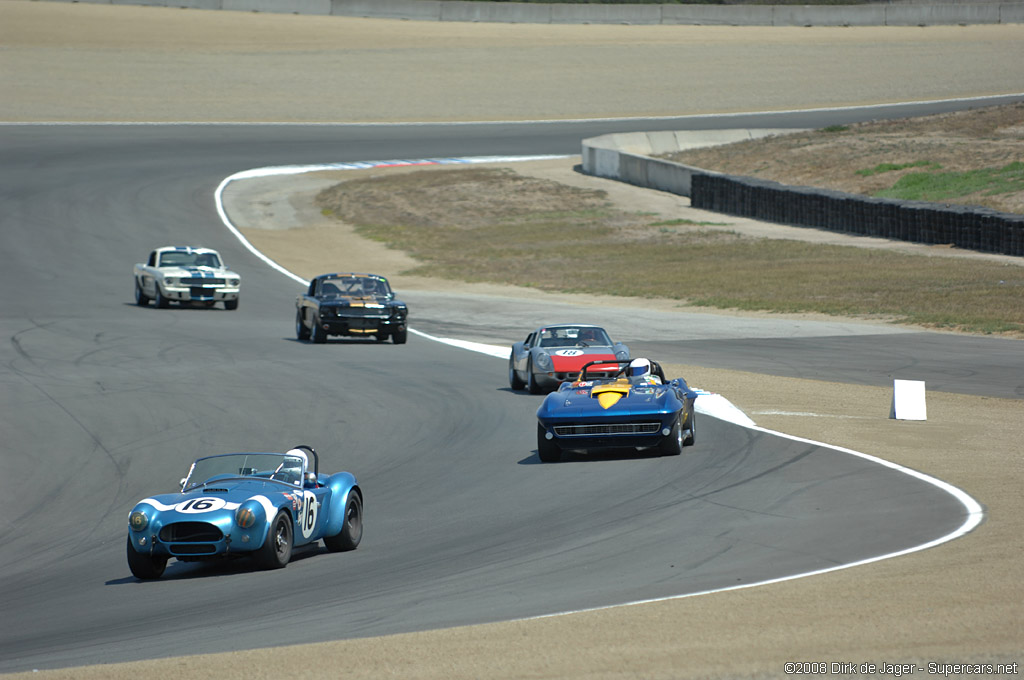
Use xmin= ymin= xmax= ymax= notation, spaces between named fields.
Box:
xmin=126 ymin=536 xmax=167 ymax=580
xmin=296 ymin=310 xmax=311 ymax=341
xmin=323 ymin=492 xmax=362 ymax=552
xmin=683 ymin=410 xmax=696 ymax=447
xmin=312 ymin=321 xmax=327 ymax=344
xmin=134 ymin=279 xmax=150 ymax=307
xmin=527 ymin=358 xmax=543 ymax=395
xmin=658 ymin=415 xmax=684 ymax=456
xmin=154 ymin=284 xmax=170 ymax=309
xmin=254 ymin=510 xmax=293 ymax=570
xmin=509 ymin=355 xmax=525 ymax=390
xmin=392 ymin=328 xmax=408 ymax=344
xmin=224 ymin=298 xmax=239 ymax=311
xmin=537 ymin=423 xmax=562 ymax=463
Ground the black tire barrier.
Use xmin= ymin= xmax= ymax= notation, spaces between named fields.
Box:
xmin=690 ymin=173 xmax=1024 ymax=257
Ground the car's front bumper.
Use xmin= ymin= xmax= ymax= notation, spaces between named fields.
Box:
xmin=318 ymin=315 xmax=406 ymax=337
xmin=162 ymin=285 xmax=240 ymax=302
xmin=538 ymin=413 xmax=679 ymax=450
xmin=128 ymin=521 xmax=264 ymax=559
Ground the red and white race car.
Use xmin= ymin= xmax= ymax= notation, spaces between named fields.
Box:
xmin=508 ymin=324 xmax=629 ymax=394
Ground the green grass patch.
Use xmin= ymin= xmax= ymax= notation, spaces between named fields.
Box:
xmin=316 ymin=168 xmax=1024 ymax=336
xmin=874 ymin=162 xmax=1024 ymax=201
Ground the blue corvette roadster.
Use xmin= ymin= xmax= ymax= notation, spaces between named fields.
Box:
xmin=536 ymin=359 xmax=698 ymax=463
xmin=126 ymin=445 xmax=362 ymax=579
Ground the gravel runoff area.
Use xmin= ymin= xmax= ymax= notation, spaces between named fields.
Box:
xmin=2 ymin=2 xmax=1021 ymax=678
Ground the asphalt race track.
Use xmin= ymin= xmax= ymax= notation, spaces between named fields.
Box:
xmin=0 ymin=112 xmax=1011 ymax=672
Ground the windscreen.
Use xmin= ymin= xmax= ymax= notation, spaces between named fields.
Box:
xmin=182 ymin=453 xmax=304 ymax=491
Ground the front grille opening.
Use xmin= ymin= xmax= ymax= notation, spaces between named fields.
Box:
xmin=554 ymin=422 xmax=661 ymax=437
xmin=170 ymin=543 xmax=218 ymax=555
xmin=160 ymin=522 xmax=223 ymax=543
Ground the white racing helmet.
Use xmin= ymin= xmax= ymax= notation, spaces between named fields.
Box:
xmin=629 ymin=358 xmax=651 ymax=377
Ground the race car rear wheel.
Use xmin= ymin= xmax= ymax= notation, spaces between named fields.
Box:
xmin=134 ymin=279 xmax=150 ymax=307
xmin=126 ymin=536 xmax=167 ymax=580
xmin=537 ymin=423 xmax=562 ymax=463
xmin=254 ymin=510 xmax=293 ymax=570
xmin=324 ymin=491 xmax=362 ymax=552
xmin=658 ymin=415 xmax=684 ymax=456
xmin=296 ymin=310 xmax=311 ymax=341
xmin=683 ymin=410 xmax=696 ymax=447
xmin=509 ymin=356 xmax=525 ymax=390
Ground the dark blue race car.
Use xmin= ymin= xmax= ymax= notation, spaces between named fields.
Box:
xmin=126 ymin=445 xmax=362 ymax=579
xmin=535 ymin=359 xmax=698 ymax=463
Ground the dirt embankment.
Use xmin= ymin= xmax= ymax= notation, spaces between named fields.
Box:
xmin=665 ymin=103 xmax=1024 ymax=215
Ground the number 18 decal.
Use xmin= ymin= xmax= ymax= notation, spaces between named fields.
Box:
xmin=300 ymin=490 xmax=318 ymax=539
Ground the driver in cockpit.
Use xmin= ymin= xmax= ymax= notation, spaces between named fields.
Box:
xmin=628 ymin=358 xmax=662 ymax=385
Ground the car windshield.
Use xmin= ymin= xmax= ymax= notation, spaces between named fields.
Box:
xmin=182 ymin=453 xmax=305 ymax=491
xmin=537 ymin=326 xmax=611 ymax=348
xmin=320 ymin=276 xmax=391 ymax=298
xmin=159 ymin=250 xmax=222 ymax=268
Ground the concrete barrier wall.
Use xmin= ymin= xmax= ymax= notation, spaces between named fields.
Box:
xmin=551 ymin=3 xmax=663 ymax=24
xmin=333 ymin=0 xmax=442 ymax=21
xmin=1004 ymin=2 xmax=1024 ymax=20
xmin=441 ymin=1 xmax=553 ymax=23
xmin=580 ymin=130 xmax=1024 ymax=257
xmin=225 ymin=0 xmax=331 ymax=14
xmin=885 ymin=1 xmax=1002 ymax=23
xmin=582 ymin=129 xmax=789 ymax=195
xmin=773 ymin=4 xmax=889 ymax=26
xmin=335 ymin=0 xmax=1024 ymax=25
xmin=36 ymin=0 xmax=1024 ymax=25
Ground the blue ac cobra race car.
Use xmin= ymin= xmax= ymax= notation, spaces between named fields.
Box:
xmin=126 ymin=445 xmax=362 ymax=579
xmin=536 ymin=359 xmax=698 ymax=463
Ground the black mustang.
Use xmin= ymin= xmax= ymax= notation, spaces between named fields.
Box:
xmin=296 ymin=273 xmax=409 ymax=344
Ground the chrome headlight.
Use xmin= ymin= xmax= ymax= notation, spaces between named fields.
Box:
xmin=164 ymin=277 xmax=179 ymax=287
xmin=534 ymin=352 xmax=553 ymax=371
xmin=616 ymin=349 xmax=629 ymax=360
xmin=129 ymin=510 xmax=149 ymax=532
xmin=228 ymin=278 xmax=240 ymax=286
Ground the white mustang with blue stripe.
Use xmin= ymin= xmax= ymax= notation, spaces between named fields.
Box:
xmin=134 ymin=246 xmax=241 ymax=310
